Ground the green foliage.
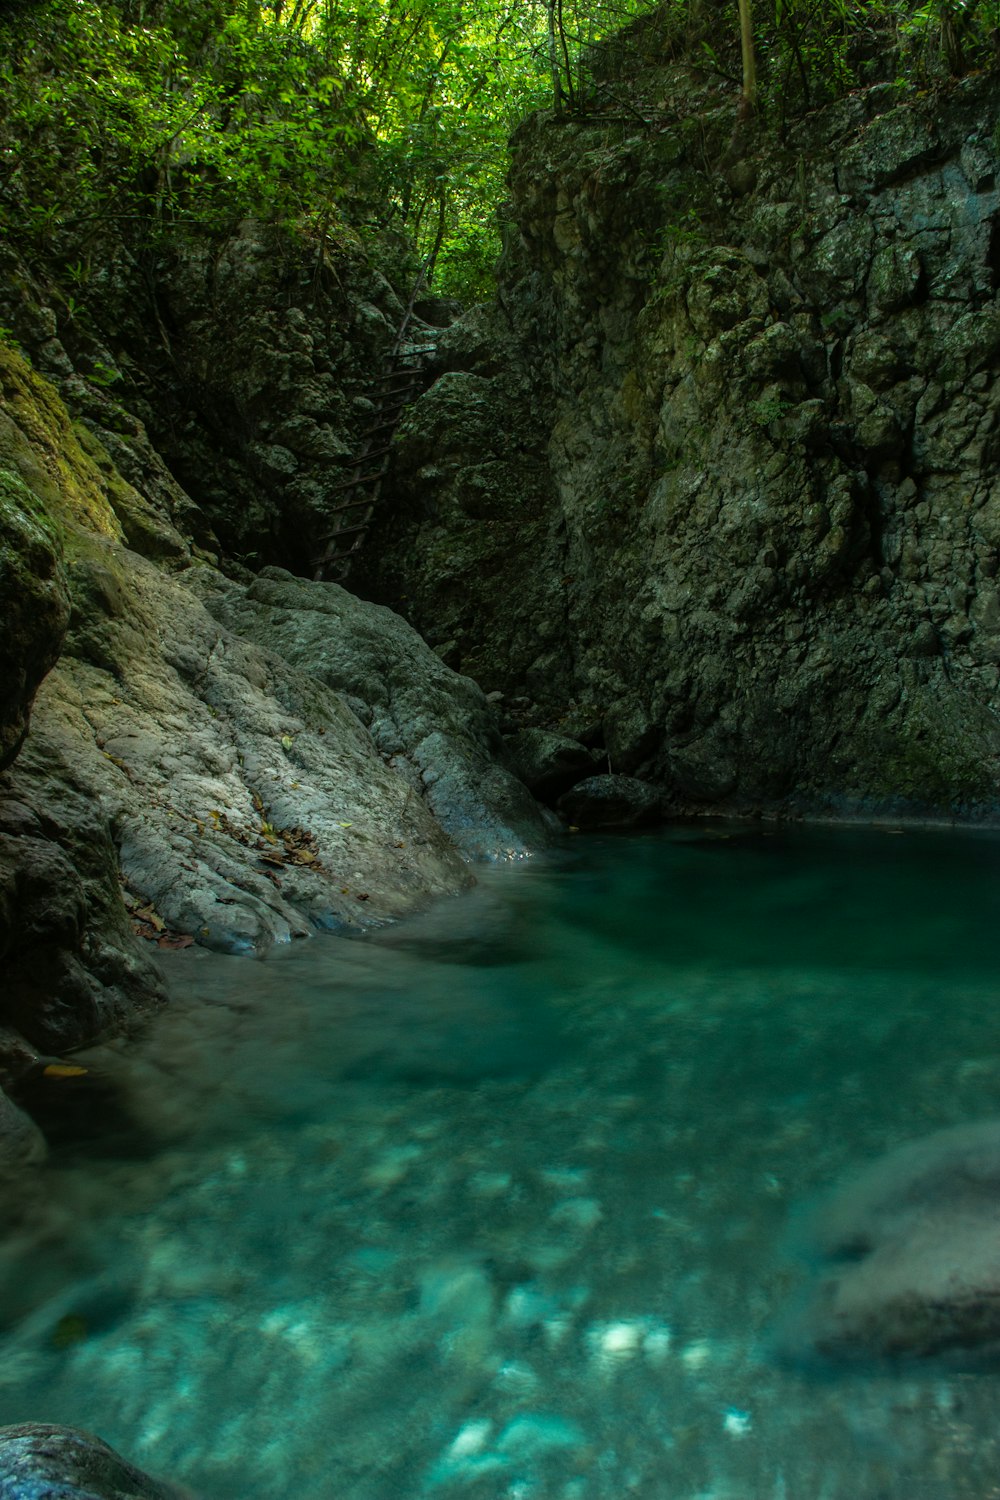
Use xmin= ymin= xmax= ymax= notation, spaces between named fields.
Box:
xmin=0 ymin=0 xmax=998 ymax=309
xmin=748 ymin=390 xmax=791 ymax=427
xmin=0 ymin=0 xmax=364 ymax=254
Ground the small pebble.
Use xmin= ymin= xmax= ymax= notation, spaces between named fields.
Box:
xmin=448 ymin=1419 xmax=493 ymax=1460
xmin=681 ymin=1339 xmax=713 ymax=1369
xmin=723 ymin=1407 xmax=752 ymax=1436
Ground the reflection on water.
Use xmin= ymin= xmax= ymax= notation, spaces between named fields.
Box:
xmin=3 ymin=824 xmax=1000 ymax=1498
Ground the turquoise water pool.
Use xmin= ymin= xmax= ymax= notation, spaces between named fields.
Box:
xmin=3 ymin=824 xmax=1000 ymax=1498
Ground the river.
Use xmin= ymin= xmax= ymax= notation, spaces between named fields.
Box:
xmin=2 ymin=824 xmax=1000 ymax=1499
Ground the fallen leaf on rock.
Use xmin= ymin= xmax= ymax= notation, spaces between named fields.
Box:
xmin=157 ymin=934 xmax=194 ymax=950
xmin=43 ymin=1064 xmax=88 ymax=1079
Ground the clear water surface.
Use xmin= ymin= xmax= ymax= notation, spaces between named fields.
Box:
xmin=3 ymin=824 xmax=1000 ymax=1499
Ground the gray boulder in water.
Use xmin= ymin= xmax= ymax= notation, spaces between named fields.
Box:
xmin=778 ymin=1119 xmax=1000 ymax=1363
xmin=556 ymin=774 xmax=662 ymax=830
xmin=0 ymin=1088 xmax=46 ymax=1173
xmin=0 ymin=1424 xmax=191 ymax=1500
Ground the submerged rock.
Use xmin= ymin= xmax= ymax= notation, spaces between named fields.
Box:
xmin=557 ymin=774 xmax=662 ymax=830
xmin=778 ymin=1119 xmax=1000 ymax=1363
xmin=0 ymin=1423 xmax=191 ymax=1499
xmin=0 ymin=1087 xmax=46 ymax=1172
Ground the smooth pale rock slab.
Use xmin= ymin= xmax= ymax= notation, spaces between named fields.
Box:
xmin=197 ymin=566 xmax=552 ymax=861
xmin=556 ymin=774 xmax=662 ymax=830
xmin=0 ymin=1423 xmax=192 ymax=1499
xmin=779 ymin=1119 xmax=1000 ymax=1363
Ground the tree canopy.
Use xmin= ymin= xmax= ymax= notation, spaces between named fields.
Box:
xmin=1 ymin=0 xmax=998 ymax=304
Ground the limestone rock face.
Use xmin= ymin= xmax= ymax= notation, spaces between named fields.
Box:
xmin=0 ymin=467 xmax=68 ymax=770
xmin=0 ymin=785 xmax=166 ymax=1055
xmin=6 ymin=550 xmax=472 ymax=973
xmin=365 ymin=70 xmax=1000 ymax=816
xmin=779 ymin=1120 xmax=1000 ymax=1363
xmin=0 ymin=1423 xmax=191 ymax=1499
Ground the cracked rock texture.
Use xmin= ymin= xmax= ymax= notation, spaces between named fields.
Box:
xmin=363 ymin=68 xmax=1000 ymax=815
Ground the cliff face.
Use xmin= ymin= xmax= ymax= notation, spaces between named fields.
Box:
xmin=363 ymin=68 xmax=1000 ymax=815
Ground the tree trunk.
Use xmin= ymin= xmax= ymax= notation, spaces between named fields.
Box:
xmin=546 ymin=0 xmax=564 ymax=109
xmin=737 ymin=0 xmax=757 ymax=117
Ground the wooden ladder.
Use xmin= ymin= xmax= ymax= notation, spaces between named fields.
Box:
xmin=313 ymin=276 xmax=437 ymax=584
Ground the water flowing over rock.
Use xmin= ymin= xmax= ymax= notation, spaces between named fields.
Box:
xmin=363 ymin=69 xmax=1000 ymax=817
xmin=0 ymin=1423 xmax=192 ymax=1499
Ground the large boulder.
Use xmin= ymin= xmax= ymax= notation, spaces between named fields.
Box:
xmin=504 ymin=726 xmax=602 ymax=802
xmin=0 ymin=342 xmax=489 ymax=1072
xmin=0 ymin=1423 xmax=191 ymax=1499
xmin=778 ymin=1119 xmax=1000 ymax=1363
xmin=5 ymin=548 xmax=472 ymax=970
xmin=557 ymin=774 xmax=663 ymax=830
xmin=197 ymin=566 xmax=553 ymax=860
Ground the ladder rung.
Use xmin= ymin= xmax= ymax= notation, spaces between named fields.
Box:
xmin=329 ymin=468 xmax=385 ymax=493
xmin=317 ymin=547 xmax=359 ymax=569
xmin=317 ymin=512 xmax=373 ymax=543
xmin=328 ymin=497 xmax=372 ymax=515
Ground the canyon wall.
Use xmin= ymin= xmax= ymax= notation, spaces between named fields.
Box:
xmin=362 ymin=68 xmax=1000 ymax=816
